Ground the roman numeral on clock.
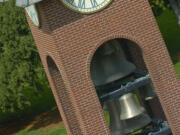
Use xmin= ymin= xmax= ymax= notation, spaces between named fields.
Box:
xmin=90 ymin=0 xmax=98 ymax=7
xmin=78 ymin=0 xmax=85 ymax=8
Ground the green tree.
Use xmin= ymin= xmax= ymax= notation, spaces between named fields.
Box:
xmin=149 ymin=0 xmax=170 ymax=16
xmin=149 ymin=0 xmax=180 ymax=27
xmin=0 ymin=0 xmax=46 ymax=112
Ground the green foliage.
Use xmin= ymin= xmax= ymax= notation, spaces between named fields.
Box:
xmin=156 ymin=9 xmax=180 ymax=56
xmin=0 ymin=0 xmax=47 ymax=112
xmin=0 ymin=84 xmax=56 ymax=123
xmin=149 ymin=0 xmax=170 ymax=16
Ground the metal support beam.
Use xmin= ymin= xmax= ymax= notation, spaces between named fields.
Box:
xmin=100 ymin=74 xmax=151 ymax=102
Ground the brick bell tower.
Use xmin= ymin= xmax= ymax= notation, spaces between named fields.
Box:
xmin=16 ymin=0 xmax=180 ymax=134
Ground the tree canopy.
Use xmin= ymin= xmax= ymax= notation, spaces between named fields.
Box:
xmin=0 ymin=0 xmax=46 ymax=112
xmin=150 ymin=0 xmax=180 ymax=27
xmin=149 ymin=0 xmax=170 ymax=16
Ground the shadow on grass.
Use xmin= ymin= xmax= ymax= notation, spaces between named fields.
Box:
xmin=0 ymin=117 xmax=35 ymax=135
xmin=0 ymin=107 xmax=62 ymax=135
xmin=28 ymin=107 xmax=62 ymax=131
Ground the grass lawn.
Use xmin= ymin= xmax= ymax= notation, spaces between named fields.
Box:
xmin=174 ymin=60 xmax=180 ymax=79
xmin=2 ymin=9 xmax=180 ymax=135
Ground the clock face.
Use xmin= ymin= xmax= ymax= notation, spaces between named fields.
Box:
xmin=25 ymin=4 xmax=40 ymax=27
xmin=60 ymin=0 xmax=112 ymax=14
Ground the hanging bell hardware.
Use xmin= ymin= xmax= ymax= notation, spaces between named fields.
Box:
xmin=139 ymin=82 xmax=157 ymax=101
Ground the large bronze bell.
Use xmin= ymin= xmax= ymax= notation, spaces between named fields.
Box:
xmin=91 ymin=40 xmax=136 ymax=86
xmin=105 ymin=100 xmax=125 ymax=135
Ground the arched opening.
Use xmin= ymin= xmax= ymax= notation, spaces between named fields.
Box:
xmin=90 ymin=39 xmax=171 ymax=135
xmin=47 ymin=56 xmax=82 ymax=134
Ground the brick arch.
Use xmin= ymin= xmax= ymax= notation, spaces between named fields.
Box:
xmin=86 ymin=34 xmax=144 ymax=82
xmin=46 ymin=55 xmax=83 ymax=135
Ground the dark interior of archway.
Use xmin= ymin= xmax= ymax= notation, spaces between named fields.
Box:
xmin=90 ymin=38 xmax=170 ymax=135
xmin=47 ymin=56 xmax=82 ymax=134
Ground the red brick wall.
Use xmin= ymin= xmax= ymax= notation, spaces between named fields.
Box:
xmin=26 ymin=0 xmax=180 ymax=134
xmin=47 ymin=56 xmax=83 ymax=134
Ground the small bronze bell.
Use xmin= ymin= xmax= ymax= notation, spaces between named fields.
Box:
xmin=116 ymin=93 xmax=151 ymax=133
xmin=105 ymin=95 xmax=151 ymax=134
xmin=119 ymin=93 xmax=145 ymax=120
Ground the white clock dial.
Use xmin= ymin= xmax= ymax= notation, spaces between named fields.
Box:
xmin=60 ymin=0 xmax=112 ymax=14
xmin=25 ymin=4 xmax=40 ymax=27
